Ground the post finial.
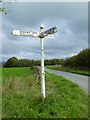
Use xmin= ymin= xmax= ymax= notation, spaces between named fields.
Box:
xmin=40 ymin=24 xmax=44 ymax=29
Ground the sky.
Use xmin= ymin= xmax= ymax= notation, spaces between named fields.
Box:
xmin=1 ymin=2 xmax=88 ymax=62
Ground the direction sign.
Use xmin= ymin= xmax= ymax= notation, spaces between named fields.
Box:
xmin=11 ymin=29 xmax=39 ymax=37
xmin=45 ymin=34 xmax=54 ymax=38
xmin=12 ymin=27 xmax=57 ymax=39
xmin=44 ymin=27 xmax=57 ymax=36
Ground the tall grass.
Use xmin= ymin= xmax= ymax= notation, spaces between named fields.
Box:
xmin=0 ymin=68 xmax=2 ymax=119
xmin=2 ymin=67 xmax=88 ymax=118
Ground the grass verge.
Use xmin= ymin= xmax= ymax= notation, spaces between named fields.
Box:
xmin=2 ymin=67 xmax=89 ymax=118
xmin=46 ymin=65 xmax=90 ymax=76
xmin=0 ymin=68 xmax=2 ymax=119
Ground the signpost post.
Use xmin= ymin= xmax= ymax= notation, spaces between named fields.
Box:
xmin=40 ymin=25 xmax=45 ymax=98
xmin=11 ymin=25 xmax=57 ymax=99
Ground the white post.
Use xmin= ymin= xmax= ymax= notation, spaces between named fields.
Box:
xmin=40 ymin=25 xmax=45 ymax=98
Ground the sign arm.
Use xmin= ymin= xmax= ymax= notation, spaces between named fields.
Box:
xmin=11 ymin=29 xmax=39 ymax=37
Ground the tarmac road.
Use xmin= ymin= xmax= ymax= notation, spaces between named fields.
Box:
xmin=45 ymin=68 xmax=89 ymax=94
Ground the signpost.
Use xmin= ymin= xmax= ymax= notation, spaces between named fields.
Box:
xmin=11 ymin=25 xmax=57 ymax=98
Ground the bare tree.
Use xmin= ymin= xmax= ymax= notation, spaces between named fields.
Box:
xmin=0 ymin=0 xmax=17 ymax=14
xmin=0 ymin=8 xmax=7 ymax=14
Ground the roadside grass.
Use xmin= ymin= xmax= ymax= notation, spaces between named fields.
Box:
xmin=2 ymin=67 xmax=88 ymax=118
xmin=46 ymin=65 xmax=90 ymax=76
xmin=0 ymin=68 xmax=2 ymax=119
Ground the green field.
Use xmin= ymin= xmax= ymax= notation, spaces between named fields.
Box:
xmin=46 ymin=65 xmax=90 ymax=76
xmin=0 ymin=68 xmax=2 ymax=119
xmin=2 ymin=67 xmax=89 ymax=118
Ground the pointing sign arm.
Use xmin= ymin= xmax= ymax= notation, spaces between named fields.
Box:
xmin=44 ymin=27 xmax=57 ymax=37
xmin=45 ymin=34 xmax=54 ymax=38
xmin=11 ymin=29 xmax=39 ymax=37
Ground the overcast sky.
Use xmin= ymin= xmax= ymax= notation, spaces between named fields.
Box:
xmin=1 ymin=2 xmax=88 ymax=62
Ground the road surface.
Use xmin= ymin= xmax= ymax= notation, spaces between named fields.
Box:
xmin=45 ymin=68 xmax=89 ymax=94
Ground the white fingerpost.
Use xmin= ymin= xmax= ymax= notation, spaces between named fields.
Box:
xmin=40 ymin=24 xmax=45 ymax=98
xmin=11 ymin=25 xmax=57 ymax=99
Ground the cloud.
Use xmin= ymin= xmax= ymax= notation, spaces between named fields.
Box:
xmin=2 ymin=2 xmax=88 ymax=61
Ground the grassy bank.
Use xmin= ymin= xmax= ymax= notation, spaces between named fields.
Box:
xmin=46 ymin=65 xmax=90 ymax=76
xmin=2 ymin=67 xmax=88 ymax=118
xmin=0 ymin=68 xmax=2 ymax=119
